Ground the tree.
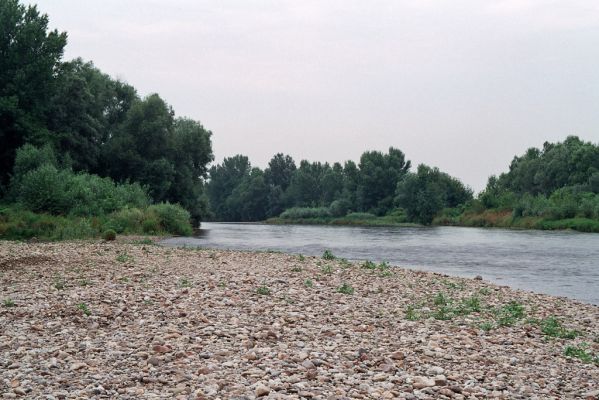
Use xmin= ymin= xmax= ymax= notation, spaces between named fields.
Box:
xmin=265 ymin=153 xmax=296 ymax=190
xmin=0 ymin=0 xmax=67 ymax=187
xmin=356 ymin=147 xmax=411 ymax=214
xmin=206 ymin=155 xmax=252 ymax=220
xmin=396 ymin=164 xmax=472 ymax=224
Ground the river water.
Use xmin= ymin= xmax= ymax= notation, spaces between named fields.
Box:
xmin=161 ymin=223 xmax=599 ymax=305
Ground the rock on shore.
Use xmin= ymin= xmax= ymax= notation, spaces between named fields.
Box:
xmin=1 ymin=240 xmax=597 ymax=399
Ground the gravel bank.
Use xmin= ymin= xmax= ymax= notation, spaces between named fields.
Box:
xmin=1 ymin=240 xmax=598 ymax=399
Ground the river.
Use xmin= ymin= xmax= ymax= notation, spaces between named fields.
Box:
xmin=161 ymin=223 xmax=599 ymax=305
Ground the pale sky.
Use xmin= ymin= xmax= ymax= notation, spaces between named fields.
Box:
xmin=27 ymin=0 xmax=599 ymax=192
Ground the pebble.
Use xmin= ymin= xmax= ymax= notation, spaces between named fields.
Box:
xmin=0 ymin=241 xmax=596 ymax=400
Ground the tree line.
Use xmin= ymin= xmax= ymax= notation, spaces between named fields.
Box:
xmin=205 ymin=148 xmax=473 ymax=224
xmin=1 ymin=0 xmax=213 ymax=225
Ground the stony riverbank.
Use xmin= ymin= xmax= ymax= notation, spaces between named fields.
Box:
xmin=1 ymin=239 xmax=598 ymax=399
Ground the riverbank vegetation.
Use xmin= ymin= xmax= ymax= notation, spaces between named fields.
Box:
xmin=1 ymin=1 xmax=209 ymax=239
xmin=206 ymin=136 xmax=599 ymax=232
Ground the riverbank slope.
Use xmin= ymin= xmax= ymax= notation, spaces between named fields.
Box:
xmin=1 ymin=240 xmax=597 ymax=399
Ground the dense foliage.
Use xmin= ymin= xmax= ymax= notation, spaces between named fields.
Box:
xmin=444 ymin=136 xmax=599 ymax=232
xmin=0 ymin=0 xmax=212 ymax=236
xmin=206 ymin=148 xmax=472 ymax=224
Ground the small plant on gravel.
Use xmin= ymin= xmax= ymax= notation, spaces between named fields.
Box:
xmin=563 ymin=344 xmax=599 ymax=365
xmin=53 ymin=276 xmax=66 ymax=290
xmin=322 ymin=249 xmax=336 ymax=260
xmin=462 ymin=296 xmax=481 ymax=312
xmin=218 ymin=281 xmax=227 ymax=288
xmin=102 ymin=229 xmax=116 ymax=241
xmin=378 ymin=261 xmax=393 ymax=277
xmin=479 ymin=287 xmax=492 ymax=296
xmin=321 ymin=264 xmax=333 ymax=275
xmin=2 ymin=298 xmax=16 ymax=307
xmin=298 ymin=254 xmax=306 ymax=262
xmin=77 ymin=303 xmax=91 ymax=316
xmin=361 ymin=260 xmax=376 ymax=270
xmin=337 ymin=282 xmax=354 ymax=295
xmin=434 ymin=292 xmax=450 ymax=306
xmin=179 ymin=277 xmax=192 ymax=288
xmin=496 ymin=301 xmax=526 ymax=326
xmin=432 ymin=305 xmax=453 ymax=320
xmin=291 ymin=266 xmax=303 ymax=273
xmin=540 ymin=317 xmax=579 ymax=339
xmin=304 ymin=279 xmax=313 ymax=288
xmin=257 ymin=285 xmax=271 ymax=295
xmin=479 ymin=321 xmax=494 ymax=332
xmin=116 ymin=252 xmax=133 ymax=263
xmin=405 ymin=305 xmax=419 ymax=321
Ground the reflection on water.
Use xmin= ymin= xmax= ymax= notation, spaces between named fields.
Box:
xmin=161 ymin=223 xmax=599 ymax=305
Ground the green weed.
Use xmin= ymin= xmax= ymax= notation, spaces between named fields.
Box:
xmin=540 ymin=316 xmax=579 ymax=339
xmin=337 ymin=283 xmax=354 ymax=295
xmin=257 ymin=285 xmax=271 ymax=295
xmin=77 ymin=303 xmax=91 ymax=316
xmin=322 ymin=250 xmax=336 ymax=260
xmin=304 ymin=279 xmax=313 ymax=288
xmin=2 ymin=298 xmax=16 ymax=307
xmin=563 ymin=344 xmax=599 ymax=365
xmin=405 ymin=305 xmax=419 ymax=321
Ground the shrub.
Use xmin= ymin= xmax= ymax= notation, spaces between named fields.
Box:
xmin=329 ymin=199 xmax=351 ymax=217
xmin=107 ymin=207 xmax=144 ymax=233
xmin=16 ymin=165 xmax=70 ymax=214
xmin=146 ymin=203 xmax=193 ymax=236
xmin=103 ymin=229 xmax=116 ymax=241
xmin=280 ymin=207 xmax=331 ymax=219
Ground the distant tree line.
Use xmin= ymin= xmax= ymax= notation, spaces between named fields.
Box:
xmin=205 ymin=148 xmax=473 ymax=224
xmin=467 ymin=136 xmax=599 ymax=224
xmin=1 ymin=1 xmax=213 ymax=224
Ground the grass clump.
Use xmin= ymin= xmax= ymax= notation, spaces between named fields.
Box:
xmin=405 ymin=305 xmax=419 ymax=321
xmin=563 ymin=344 xmax=599 ymax=365
xmin=304 ymin=279 xmax=313 ymax=288
xmin=256 ymin=285 xmax=271 ymax=295
xmin=322 ymin=249 xmax=336 ymax=260
xmin=336 ymin=283 xmax=354 ymax=295
xmin=495 ymin=301 xmax=525 ymax=326
xmin=2 ymin=298 xmax=16 ymax=307
xmin=179 ymin=277 xmax=192 ymax=288
xmin=540 ymin=316 xmax=579 ymax=339
xmin=77 ymin=303 xmax=91 ymax=316
xmin=361 ymin=260 xmax=377 ymax=270
xmin=479 ymin=321 xmax=494 ymax=332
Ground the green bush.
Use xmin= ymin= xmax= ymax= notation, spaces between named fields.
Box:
xmin=147 ymin=203 xmax=193 ymax=236
xmin=329 ymin=199 xmax=351 ymax=217
xmin=107 ymin=207 xmax=145 ymax=233
xmin=102 ymin=229 xmax=117 ymax=241
xmin=280 ymin=207 xmax=331 ymax=219
xmin=15 ymin=165 xmax=70 ymax=214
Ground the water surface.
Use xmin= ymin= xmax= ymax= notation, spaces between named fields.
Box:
xmin=161 ymin=223 xmax=599 ymax=305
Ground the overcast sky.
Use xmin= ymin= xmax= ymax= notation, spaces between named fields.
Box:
xmin=27 ymin=0 xmax=599 ymax=191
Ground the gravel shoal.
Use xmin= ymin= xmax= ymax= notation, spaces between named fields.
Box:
xmin=1 ymin=239 xmax=598 ymax=399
